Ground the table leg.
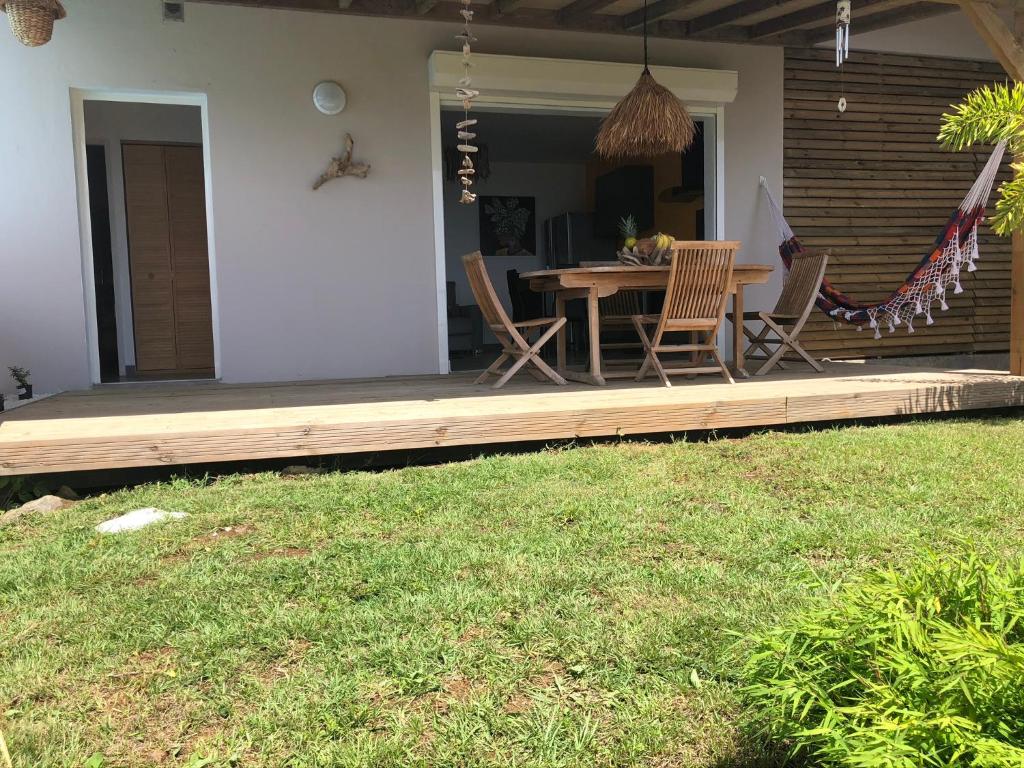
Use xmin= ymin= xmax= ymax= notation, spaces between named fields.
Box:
xmin=558 ymin=287 xmax=606 ymax=386
xmin=587 ymin=287 xmax=606 ymax=385
xmin=732 ymin=286 xmax=750 ymax=379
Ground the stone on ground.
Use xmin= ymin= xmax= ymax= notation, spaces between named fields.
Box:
xmin=56 ymin=485 xmax=81 ymax=501
xmin=0 ymin=495 xmax=74 ymax=526
xmin=95 ymin=508 xmax=188 ymax=534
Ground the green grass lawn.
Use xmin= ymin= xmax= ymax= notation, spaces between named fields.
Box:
xmin=2 ymin=417 xmax=1024 ymax=767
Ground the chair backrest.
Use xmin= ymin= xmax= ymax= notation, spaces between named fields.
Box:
xmin=660 ymin=241 xmax=740 ymax=333
xmin=775 ymin=250 xmax=829 ymax=319
xmin=600 ymin=290 xmax=642 ymax=317
xmin=463 ymin=251 xmax=514 ymax=333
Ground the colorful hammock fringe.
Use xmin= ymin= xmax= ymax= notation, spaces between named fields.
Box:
xmin=761 ymin=142 xmax=1005 ymax=339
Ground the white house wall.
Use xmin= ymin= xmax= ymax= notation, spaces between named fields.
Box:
xmin=0 ymin=1 xmax=994 ymax=391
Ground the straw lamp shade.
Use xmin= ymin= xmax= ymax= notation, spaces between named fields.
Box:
xmin=595 ymin=0 xmax=695 ymax=160
xmin=596 ymin=68 xmax=696 ymax=159
xmin=0 ymin=0 xmax=65 ymax=47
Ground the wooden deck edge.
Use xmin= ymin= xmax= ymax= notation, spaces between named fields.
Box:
xmin=785 ymin=377 xmax=1024 ymax=423
xmin=2 ymin=376 xmax=1022 ymax=476
xmin=0 ymin=398 xmax=787 ymax=475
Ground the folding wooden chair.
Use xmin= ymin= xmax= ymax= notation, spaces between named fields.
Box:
xmin=733 ymin=250 xmax=829 ymax=376
xmin=632 ymin=241 xmax=740 ymax=387
xmin=462 ymin=252 xmax=567 ymax=389
xmin=598 ymin=290 xmax=644 ymax=370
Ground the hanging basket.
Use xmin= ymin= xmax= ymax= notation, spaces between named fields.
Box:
xmin=0 ymin=0 xmax=66 ymax=47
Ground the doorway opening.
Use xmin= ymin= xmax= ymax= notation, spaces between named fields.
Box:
xmin=438 ymin=107 xmax=717 ymax=373
xmin=79 ymin=98 xmax=216 ymax=383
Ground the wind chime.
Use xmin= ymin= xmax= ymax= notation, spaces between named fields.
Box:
xmin=456 ymin=0 xmax=480 ymax=205
xmin=835 ymin=0 xmax=851 ymax=112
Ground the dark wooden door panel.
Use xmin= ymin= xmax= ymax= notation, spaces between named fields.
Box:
xmin=123 ymin=143 xmax=177 ymax=373
xmin=123 ymin=143 xmax=214 ymax=377
xmin=165 ymin=146 xmax=214 ymax=373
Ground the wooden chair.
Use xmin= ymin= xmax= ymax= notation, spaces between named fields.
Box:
xmin=733 ymin=250 xmax=829 ymax=376
xmin=632 ymin=241 xmax=740 ymax=386
xmin=578 ymin=263 xmax=644 ymax=365
xmin=598 ymin=290 xmax=644 ymax=370
xmin=462 ymin=252 xmax=567 ymax=389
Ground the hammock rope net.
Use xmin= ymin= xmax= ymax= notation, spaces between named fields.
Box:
xmin=761 ymin=141 xmax=1006 ymax=338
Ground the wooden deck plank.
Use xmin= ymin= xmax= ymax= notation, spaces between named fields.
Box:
xmin=1 ymin=363 xmax=1022 ymax=476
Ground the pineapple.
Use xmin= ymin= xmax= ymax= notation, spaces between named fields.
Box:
xmin=618 ymin=215 xmax=638 ymax=250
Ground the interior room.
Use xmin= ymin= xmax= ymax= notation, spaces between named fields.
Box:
xmin=83 ymin=100 xmax=215 ymax=383
xmin=441 ymin=108 xmax=713 ymax=371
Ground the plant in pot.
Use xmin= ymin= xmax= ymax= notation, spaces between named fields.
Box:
xmin=9 ymin=366 xmax=31 ymax=401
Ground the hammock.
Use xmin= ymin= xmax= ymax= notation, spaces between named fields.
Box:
xmin=760 ymin=141 xmax=1006 ymax=338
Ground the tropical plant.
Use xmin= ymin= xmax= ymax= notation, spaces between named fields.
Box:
xmin=739 ymin=549 xmax=1024 ymax=767
xmin=0 ymin=476 xmax=55 ymax=509
xmin=939 ymin=82 xmax=1024 ymax=236
xmin=8 ymin=366 xmax=30 ymax=389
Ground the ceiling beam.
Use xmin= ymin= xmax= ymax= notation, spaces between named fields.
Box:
xmin=958 ymin=0 xmax=1024 ymax=79
xmin=191 ymin=0 xmax=927 ymax=45
xmin=622 ymin=0 xmax=690 ymax=30
xmin=796 ymin=0 xmax=956 ymax=43
xmin=556 ymin=0 xmax=617 ymax=25
xmin=191 ymin=0 xmax=627 ymax=34
xmin=687 ymin=0 xmax=792 ymax=34
xmin=491 ymin=0 xmax=524 ymax=17
xmin=749 ymin=0 xmax=900 ymax=38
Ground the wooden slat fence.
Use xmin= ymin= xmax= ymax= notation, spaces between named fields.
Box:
xmin=784 ymin=47 xmax=1012 ymax=358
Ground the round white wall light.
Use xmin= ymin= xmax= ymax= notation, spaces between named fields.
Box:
xmin=313 ymin=81 xmax=347 ymax=115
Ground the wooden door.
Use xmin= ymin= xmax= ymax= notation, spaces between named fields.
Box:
xmin=123 ymin=143 xmax=214 ymax=376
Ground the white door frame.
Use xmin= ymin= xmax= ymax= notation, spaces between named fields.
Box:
xmin=428 ymin=96 xmax=726 ymax=374
xmin=70 ymin=88 xmax=222 ymax=384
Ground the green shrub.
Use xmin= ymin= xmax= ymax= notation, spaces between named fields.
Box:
xmin=739 ymin=551 xmax=1024 ymax=768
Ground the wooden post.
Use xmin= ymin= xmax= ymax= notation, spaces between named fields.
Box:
xmin=1014 ymin=9 xmax=1024 ymax=375
xmin=959 ymin=0 xmax=1024 ymax=373
xmin=1013 ymin=229 xmax=1024 ymax=374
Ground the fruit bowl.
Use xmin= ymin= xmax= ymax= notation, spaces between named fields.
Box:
xmin=617 ymin=234 xmax=674 ymax=266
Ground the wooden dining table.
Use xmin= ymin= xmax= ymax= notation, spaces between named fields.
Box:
xmin=521 ymin=263 xmax=774 ymax=385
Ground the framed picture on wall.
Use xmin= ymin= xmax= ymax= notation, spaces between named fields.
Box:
xmin=479 ymin=196 xmax=536 ymax=257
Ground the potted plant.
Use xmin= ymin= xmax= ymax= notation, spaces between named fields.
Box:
xmin=9 ymin=366 xmax=31 ymax=401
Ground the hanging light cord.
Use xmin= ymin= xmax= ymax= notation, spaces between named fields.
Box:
xmin=643 ymin=0 xmax=650 ymax=74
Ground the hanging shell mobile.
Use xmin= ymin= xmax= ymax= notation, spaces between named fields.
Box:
xmin=456 ymin=0 xmax=480 ymax=204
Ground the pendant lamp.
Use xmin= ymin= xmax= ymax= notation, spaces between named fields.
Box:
xmin=595 ymin=0 xmax=695 ymax=160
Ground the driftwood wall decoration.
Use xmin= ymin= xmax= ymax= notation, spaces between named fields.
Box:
xmin=313 ymin=133 xmax=370 ymax=190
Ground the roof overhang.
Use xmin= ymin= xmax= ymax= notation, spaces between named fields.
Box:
xmin=191 ymin=0 xmax=969 ymax=48
xmin=429 ymin=51 xmax=738 ymax=111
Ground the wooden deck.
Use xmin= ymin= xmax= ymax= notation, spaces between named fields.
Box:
xmin=2 ymin=362 xmax=1023 ymax=476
